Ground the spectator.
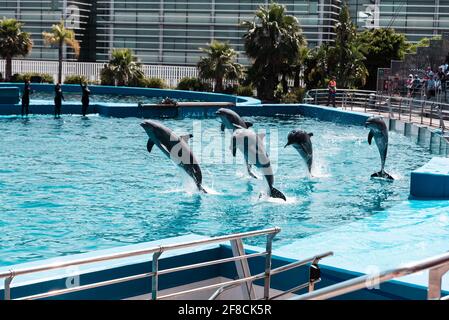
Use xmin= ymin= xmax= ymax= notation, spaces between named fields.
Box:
xmin=425 ymin=71 xmax=436 ymax=100
xmin=438 ymin=66 xmax=446 ymax=97
xmin=406 ymin=74 xmax=414 ymax=97
xmin=326 ymin=76 xmax=337 ymax=108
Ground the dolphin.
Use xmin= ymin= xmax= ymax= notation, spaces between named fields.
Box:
xmin=284 ymin=130 xmax=314 ymax=174
xmin=216 ymin=108 xmax=257 ymax=179
xmin=215 ymin=108 xmax=253 ymax=132
xmin=365 ymin=116 xmax=394 ymax=180
xmin=231 ymin=128 xmax=286 ymax=201
xmin=140 ymin=119 xmax=207 ymax=193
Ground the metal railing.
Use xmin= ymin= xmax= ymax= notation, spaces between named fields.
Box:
xmin=292 ymin=251 xmax=449 ymax=300
xmin=208 ymin=251 xmax=333 ymax=300
xmin=305 ymin=88 xmax=448 ymax=135
xmin=0 ymin=227 xmax=331 ymax=300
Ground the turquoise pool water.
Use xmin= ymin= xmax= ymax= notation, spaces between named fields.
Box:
xmin=0 ymin=115 xmax=432 ymax=266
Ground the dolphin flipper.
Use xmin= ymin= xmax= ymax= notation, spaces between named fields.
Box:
xmin=246 ymin=164 xmax=259 ymax=179
xmin=270 ymin=187 xmax=287 ymax=201
xmin=245 ymin=121 xmax=253 ymax=128
xmin=371 ymin=171 xmax=394 ymax=181
xmin=368 ymin=130 xmax=374 ymax=145
xmin=147 ymin=139 xmax=155 ymax=153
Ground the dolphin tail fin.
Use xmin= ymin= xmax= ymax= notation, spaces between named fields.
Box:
xmin=197 ymin=183 xmax=208 ymax=194
xmin=371 ymin=171 xmax=394 ymax=180
xmin=270 ymin=187 xmax=286 ymax=201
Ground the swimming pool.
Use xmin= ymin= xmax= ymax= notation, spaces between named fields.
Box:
xmin=0 ymin=115 xmax=432 ymax=266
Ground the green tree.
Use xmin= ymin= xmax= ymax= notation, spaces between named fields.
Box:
xmin=42 ymin=21 xmax=80 ymax=84
xmin=332 ymin=3 xmax=368 ymax=88
xmin=407 ymin=35 xmax=441 ymax=54
xmin=303 ymin=44 xmax=332 ymax=90
xmin=242 ymin=2 xmax=306 ymax=101
xmin=101 ymin=48 xmax=144 ymax=86
xmin=357 ymin=28 xmax=409 ymax=90
xmin=0 ymin=18 xmax=33 ymax=81
xmin=197 ymin=40 xmax=244 ymax=93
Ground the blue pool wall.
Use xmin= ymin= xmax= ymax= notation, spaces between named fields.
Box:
xmin=0 ymin=237 xmax=444 ymax=300
xmin=0 ymin=83 xmax=260 ymax=107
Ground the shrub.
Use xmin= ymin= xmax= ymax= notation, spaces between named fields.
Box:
xmin=128 ymin=75 xmax=148 ymax=88
xmin=146 ymin=77 xmax=166 ymax=89
xmin=236 ymin=85 xmax=255 ymax=97
xmin=100 ymin=66 xmax=115 ymax=85
xmin=280 ymin=87 xmax=306 ymax=104
xmin=177 ymin=77 xmax=212 ymax=92
xmin=64 ymin=74 xmax=89 ymax=84
xmin=10 ymin=72 xmax=54 ymax=83
xmin=223 ymin=83 xmax=239 ymax=95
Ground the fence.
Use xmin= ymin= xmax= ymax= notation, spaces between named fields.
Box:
xmin=0 ymin=59 xmax=198 ymax=88
xmin=305 ymin=88 xmax=448 ymax=134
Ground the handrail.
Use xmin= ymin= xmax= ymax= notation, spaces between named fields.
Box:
xmin=2 ymin=227 xmax=281 ymax=300
xmin=208 ymin=251 xmax=333 ymax=300
xmin=292 ymin=251 xmax=449 ymax=300
xmin=0 ymin=227 xmax=279 ymax=280
xmin=305 ymin=88 xmax=449 ymax=133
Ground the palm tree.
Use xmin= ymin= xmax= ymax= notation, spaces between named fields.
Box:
xmin=102 ymin=48 xmax=144 ymax=86
xmin=242 ymin=2 xmax=306 ymax=101
xmin=197 ymin=40 xmax=244 ymax=93
xmin=0 ymin=18 xmax=33 ymax=81
xmin=333 ymin=3 xmax=368 ymax=88
xmin=42 ymin=21 xmax=80 ymax=84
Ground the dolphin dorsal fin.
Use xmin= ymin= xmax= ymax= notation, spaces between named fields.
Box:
xmin=368 ymin=130 xmax=374 ymax=145
xmin=180 ymin=134 xmax=193 ymax=142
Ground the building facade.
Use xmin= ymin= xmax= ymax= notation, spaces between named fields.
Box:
xmin=1 ymin=1 xmax=449 ymax=66
xmin=350 ymin=0 xmax=449 ymax=42
xmin=0 ymin=0 xmax=341 ymax=65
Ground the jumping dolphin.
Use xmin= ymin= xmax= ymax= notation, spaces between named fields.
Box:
xmin=231 ymin=128 xmax=286 ymax=201
xmin=365 ymin=116 xmax=394 ymax=180
xmin=215 ymin=108 xmax=253 ymax=132
xmin=216 ymin=108 xmax=257 ymax=179
xmin=140 ymin=119 xmax=207 ymax=193
xmin=284 ymin=130 xmax=314 ymax=174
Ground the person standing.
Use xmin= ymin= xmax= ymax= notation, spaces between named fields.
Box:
xmin=21 ymin=80 xmax=31 ymax=117
xmin=425 ymin=72 xmax=436 ymax=100
xmin=327 ymin=76 xmax=337 ymax=108
xmin=54 ymin=83 xmax=64 ymax=118
xmin=406 ymin=74 xmax=414 ymax=97
xmin=81 ymin=82 xmax=90 ymax=116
